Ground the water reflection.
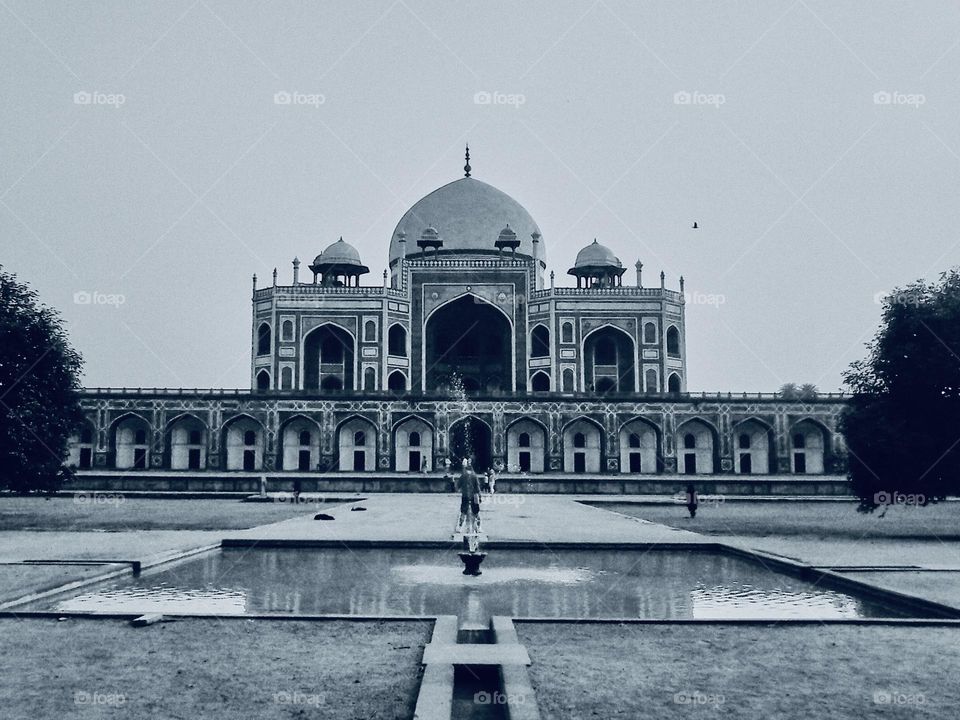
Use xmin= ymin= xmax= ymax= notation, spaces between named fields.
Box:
xmin=50 ymin=548 xmax=909 ymax=621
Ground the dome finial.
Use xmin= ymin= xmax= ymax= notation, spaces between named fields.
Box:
xmin=464 ymin=144 xmax=471 ymax=177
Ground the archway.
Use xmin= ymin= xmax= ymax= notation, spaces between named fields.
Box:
xmin=280 ymin=416 xmax=321 ymax=471
xmin=303 ymin=324 xmax=355 ymax=391
xmin=111 ymin=414 xmax=151 ymax=470
xmin=676 ymin=419 xmax=718 ymax=475
xmin=790 ymin=420 xmax=827 ymax=474
xmin=425 ymin=295 xmax=511 ymax=393
xmin=337 ymin=417 xmax=376 ymax=471
xmin=733 ymin=419 xmax=775 ymax=475
xmin=563 ymin=418 xmax=603 ymax=473
xmin=448 ymin=416 xmax=492 ymax=472
xmin=394 ymin=417 xmax=433 ymax=472
xmin=507 ymin=418 xmax=547 ymax=473
xmin=222 ymin=415 xmax=264 ymax=471
xmin=583 ymin=326 xmax=635 ymax=393
xmin=166 ymin=414 xmax=207 ymax=470
xmin=619 ymin=419 xmax=660 ymax=474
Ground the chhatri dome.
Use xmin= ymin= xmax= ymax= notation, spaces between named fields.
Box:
xmin=389 ymin=147 xmax=544 ymax=268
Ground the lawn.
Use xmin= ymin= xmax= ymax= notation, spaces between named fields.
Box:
xmin=0 ymin=617 xmax=430 ymax=720
xmin=0 ymin=496 xmax=347 ymax=531
xmin=590 ymin=500 xmax=960 ymax=541
xmin=518 ymin=622 xmax=960 ymax=719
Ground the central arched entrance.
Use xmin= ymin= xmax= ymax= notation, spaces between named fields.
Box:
xmin=425 ymin=295 xmax=511 ymax=394
xmin=448 ymin=416 xmax=492 ymax=472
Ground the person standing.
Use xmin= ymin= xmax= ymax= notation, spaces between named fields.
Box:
xmin=685 ymin=483 xmax=698 ymax=518
xmin=455 ymin=459 xmax=482 ymax=533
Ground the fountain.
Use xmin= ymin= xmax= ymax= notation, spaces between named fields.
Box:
xmin=452 ymin=457 xmax=486 ymax=575
xmin=447 ymin=372 xmax=487 ymax=575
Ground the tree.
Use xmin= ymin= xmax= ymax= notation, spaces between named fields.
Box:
xmin=778 ymin=382 xmax=818 ymax=399
xmin=778 ymin=382 xmax=799 ymax=399
xmin=799 ymin=383 xmax=819 ymax=400
xmin=841 ymin=270 xmax=960 ymax=510
xmin=0 ymin=267 xmax=84 ymax=493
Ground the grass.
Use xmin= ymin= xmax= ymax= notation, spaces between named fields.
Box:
xmin=0 ymin=496 xmax=343 ymax=531
xmin=0 ymin=617 xmax=430 ymax=720
xmin=591 ymin=500 xmax=960 ymax=541
xmin=518 ymin=622 xmax=960 ymax=719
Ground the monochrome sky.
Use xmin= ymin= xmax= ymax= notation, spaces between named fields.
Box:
xmin=2 ymin=1 xmax=959 ymax=391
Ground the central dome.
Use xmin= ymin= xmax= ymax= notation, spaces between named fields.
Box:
xmin=390 ymin=177 xmax=543 ymax=266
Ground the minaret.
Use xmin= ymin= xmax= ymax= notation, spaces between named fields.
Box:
xmin=252 ymin=274 xmax=257 ymax=292
xmin=679 ymin=275 xmax=685 ymax=293
xmin=635 ymin=260 xmax=643 ymax=288
xmin=292 ymin=257 xmax=300 ymax=285
xmin=272 ymin=267 xmax=278 ymax=287
xmin=660 ymin=271 xmax=665 ymax=289
xmin=397 ymin=231 xmax=407 ymax=260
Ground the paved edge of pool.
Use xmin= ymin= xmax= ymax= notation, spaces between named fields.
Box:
xmin=0 ymin=542 xmax=221 ymax=611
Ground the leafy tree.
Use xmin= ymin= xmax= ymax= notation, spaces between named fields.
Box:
xmin=778 ymin=383 xmax=819 ymax=399
xmin=841 ymin=270 xmax=960 ymax=510
xmin=799 ymin=383 xmax=819 ymax=399
xmin=0 ymin=267 xmax=84 ymax=493
xmin=778 ymin=382 xmax=799 ymax=399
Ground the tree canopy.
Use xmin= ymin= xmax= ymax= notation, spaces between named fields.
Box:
xmin=0 ymin=267 xmax=84 ymax=493
xmin=841 ymin=269 xmax=960 ymax=510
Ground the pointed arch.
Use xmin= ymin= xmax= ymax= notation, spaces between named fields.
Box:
xmin=393 ymin=415 xmax=434 ymax=471
xmin=221 ymin=414 xmax=265 ymax=471
xmin=506 ymin=416 xmax=548 ymax=473
xmin=788 ymin=418 xmax=830 ymax=474
xmin=731 ymin=417 xmax=775 ymax=475
xmin=530 ymin=371 xmax=550 ymax=392
xmin=336 ymin=414 xmax=377 ymax=471
xmin=423 ymin=293 xmax=515 ymax=394
xmin=619 ymin=416 xmax=662 ymax=474
xmin=562 ymin=416 xmax=604 ymax=473
xmin=675 ymin=417 xmax=719 ymax=475
xmin=388 ymin=323 xmax=408 ymax=357
xmin=110 ymin=412 xmax=152 ymax=470
xmin=582 ymin=324 xmax=636 ymax=393
xmin=302 ymin=322 xmax=356 ymax=391
xmin=165 ymin=413 xmax=208 ymax=470
xmin=530 ymin=323 xmax=550 ymax=358
xmin=280 ymin=414 xmax=322 ymax=471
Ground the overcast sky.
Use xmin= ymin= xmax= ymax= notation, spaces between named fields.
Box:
xmin=2 ymin=1 xmax=959 ymax=392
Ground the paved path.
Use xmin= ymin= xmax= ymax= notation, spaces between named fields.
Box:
xmin=224 ymin=494 xmax=704 ymax=545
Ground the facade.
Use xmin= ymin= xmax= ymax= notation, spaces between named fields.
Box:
xmin=70 ymin=155 xmax=847 ymax=478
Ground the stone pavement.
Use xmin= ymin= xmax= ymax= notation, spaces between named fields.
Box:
xmin=224 ymin=493 xmax=705 ymax=546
